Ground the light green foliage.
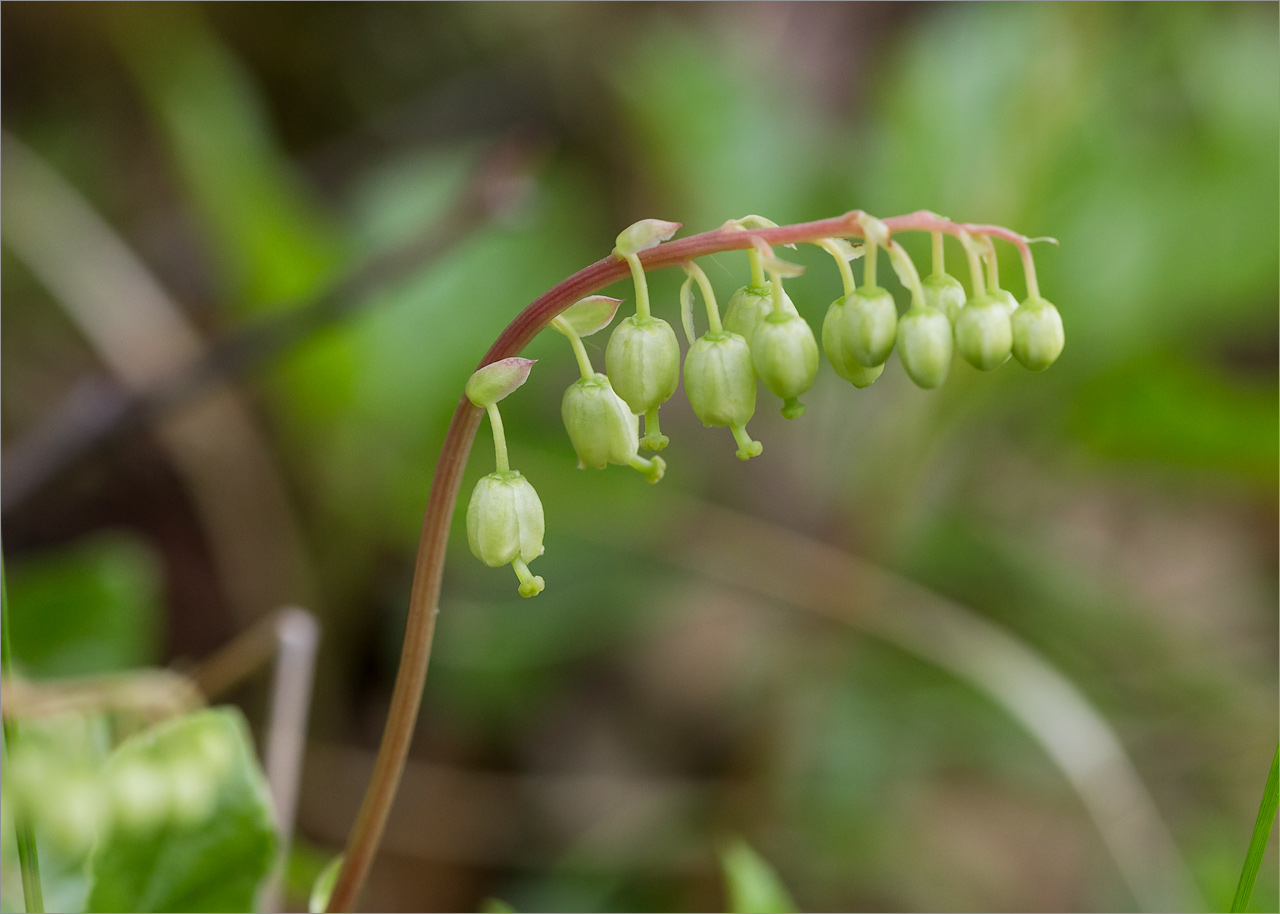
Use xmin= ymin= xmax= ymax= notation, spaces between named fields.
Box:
xmin=86 ymin=708 xmax=277 ymax=913
xmin=6 ymin=534 xmax=162 ymax=679
xmin=308 ymin=854 xmax=344 ymax=914
xmin=719 ymin=839 xmax=798 ymax=914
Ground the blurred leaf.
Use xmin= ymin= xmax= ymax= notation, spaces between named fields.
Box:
xmin=6 ymin=533 xmax=162 ymax=679
xmin=478 ymin=898 xmax=518 ymax=913
xmin=308 ymin=854 xmax=343 ymax=914
xmin=110 ymin=4 xmax=345 ymax=311
xmin=1069 ymin=352 xmax=1278 ymax=487
xmin=720 ymin=838 xmax=798 ymax=914
xmin=86 ymin=708 xmax=277 ymax=913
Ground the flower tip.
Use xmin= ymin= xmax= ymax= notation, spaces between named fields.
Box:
xmin=518 ymin=575 xmax=545 ymax=598
xmin=781 ymin=397 xmax=806 ymax=419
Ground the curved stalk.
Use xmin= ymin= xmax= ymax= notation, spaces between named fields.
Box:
xmin=325 ymin=208 xmax=1039 ymax=911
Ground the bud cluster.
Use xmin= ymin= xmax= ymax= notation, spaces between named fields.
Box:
xmin=2 ymin=709 xmax=241 ymax=857
xmin=463 ymin=213 xmax=1063 ymax=596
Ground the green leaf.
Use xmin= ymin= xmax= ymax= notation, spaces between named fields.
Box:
xmin=719 ymin=838 xmax=798 ymax=914
xmin=86 ymin=708 xmax=278 ymax=913
xmin=6 ymin=533 xmax=162 ymax=679
xmin=308 ymin=854 xmax=343 ymax=914
xmin=1231 ymin=747 xmax=1279 ymax=912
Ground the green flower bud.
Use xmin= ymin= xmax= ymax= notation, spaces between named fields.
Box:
xmin=40 ymin=773 xmax=109 ymax=853
xmin=822 ymin=294 xmax=885 ymax=388
xmin=605 ymin=315 xmax=680 ymax=439
xmin=991 ymin=288 xmax=1019 ymax=314
xmin=168 ymin=757 xmax=219 ymax=827
xmin=954 ymin=294 xmax=1013 ymax=370
xmin=1011 ymin=296 xmax=1065 ymax=370
xmin=897 ymin=307 xmax=954 ymax=389
xmin=561 ymin=374 xmax=665 ymax=482
xmin=751 ymin=312 xmax=819 ymax=418
xmin=723 ymin=282 xmax=797 ymax=344
xmin=921 ymin=273 xmax=967 ymax=323
xmin=684 ymin=331 xmax=763 ymax=460
xmin=838 ymin=285 xmax=898 ymax=367
xmin=466 ymin=470 xmax=546 ymax=597
xmin=110 ymin=758 xmax=170 ymax=832
xmin=467 ymin=471 xmax=544 ymax=568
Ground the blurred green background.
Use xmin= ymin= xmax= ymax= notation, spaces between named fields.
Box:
xmin=2 ymin=2 xmax=1276 ymax=911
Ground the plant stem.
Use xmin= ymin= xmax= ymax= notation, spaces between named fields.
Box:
xmin=747 ymin=248 xmax=766 ymax=289
xmin=684 ymin=261 xmax=722 ymax=333
xmin=624 ymin=253 xmax=651 ymax=320
xmin=1231 ymin=745 xmax=1279 ymax=913
xmin=485 ymin=404 xmax=509 ymax=473
xmin=552 ymin=316 xmax=596 ymax=380
xmin=324 ymin=207 xmax=1037 ymax=911
xmin=932 ymin=230 xmax=944 ymax=276
xmin=2 ymin=548 xmax=44 ymax=913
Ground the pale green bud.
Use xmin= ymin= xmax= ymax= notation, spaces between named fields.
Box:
xmin=40 ymin=772 xmax=109 ymax=853
xmin=723 ymin=283 xmax=797 ymax=343
xmin=466 ymin=471 xmax=545 ymax=568
xmin=561 ymin=374 xmax=665 ymax=481
xmin=168 ymin=757 xmax=220 ymax=827
xmin=838 ymin=285 xmax=898 ymax=367
xmin=605 ymin=315 xmax=680 ymax=415
xmin=991 ymin=288 xmax=1019 ymax=314
xmin=561 ymin=373 xmax=639 ymax=469
xmin=922 ymin=273 xmax=967 ymax=323
xmin=751 ymin=312 xmax=819 ymax=418
xmin=1011 ymin=296 xmax=1065 ymax=370
xmin=684 ymin=331 xmax=762 ymax=460
xmin=110 ymin=758 xmax=170 ymax=832
xmin=897 ymin=307 xmax=954 ymax=389
xmin=954 ymin=294 xmax=1013 ymax=370
xmin=822 ymin=295 xmax=886 ymax=388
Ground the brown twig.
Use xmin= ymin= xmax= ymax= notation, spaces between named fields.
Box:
xmin=325 ymin=208 xmax=1042 ymax=910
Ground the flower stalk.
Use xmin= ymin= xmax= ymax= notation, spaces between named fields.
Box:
xmin=324 ymin=208 xmax=1051 ymax=911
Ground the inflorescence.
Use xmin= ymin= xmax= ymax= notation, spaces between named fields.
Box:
xmin=466 ymin=212 xmax=1064 ymax=596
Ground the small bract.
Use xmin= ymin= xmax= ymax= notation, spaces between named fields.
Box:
xmin=954 ymin=294 xmax=1013 ymax=370
xmin=897 ymin=307 xmax=954 ymax=389
xmin=1011 ymin=297 xmax=1065 ymax=370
